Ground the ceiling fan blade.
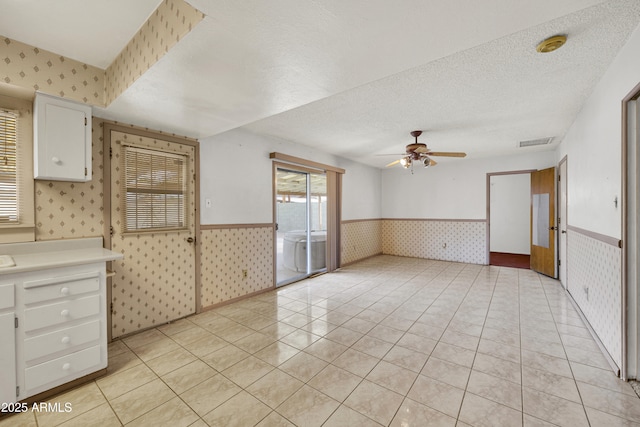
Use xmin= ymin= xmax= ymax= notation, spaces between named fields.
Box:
xmin=428 ymin=158 xmax=438 ymax=166
xmin=385 ymin=159 xmax=401 ymax=167
xmin=427 ymin=151 xmax=467 ymax=157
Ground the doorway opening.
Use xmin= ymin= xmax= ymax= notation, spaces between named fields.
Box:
xmin=275 ymin=166 xmax=327 ymax=286
xmin=487 ymin=171 xmax=533 ymax=269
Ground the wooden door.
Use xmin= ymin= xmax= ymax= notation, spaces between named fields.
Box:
xmin=108 ymin=130 xmax=198 ymax=339
xmin=530 ymin=167 xmax=556 ymax=277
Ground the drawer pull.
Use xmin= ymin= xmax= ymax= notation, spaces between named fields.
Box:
xmin=60 ymin=287 xmax=70 ymax=296
xmin=61 ymin=336 xmax=70 ymax=344
xmin=62 ymin=363 xmax=71 ymax=371
xmin=60 ymin=309 xmax=70 ymax=317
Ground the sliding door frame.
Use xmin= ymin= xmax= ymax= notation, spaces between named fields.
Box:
xmin=270 ymin=153 xmax=344 ymax=287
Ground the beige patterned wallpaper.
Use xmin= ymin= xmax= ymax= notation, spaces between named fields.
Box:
xmin=341 ymin=220 xmax=382 ymax=265
xmin=105 ymin=0 xmax=205 ymax=105
xmin=1 ymin=37 xmax=105 ymax=105
xmin=566 ymin=229 xmax=622 ymax=369
xmin=111 ymin=231 xmax=197 ymax=338
xmin=382 ymin=219 xmax=487 ymax=265
xmin=2 ymin=0 xmax=204 ymax=107
xmin=34 ymin=118 xmax=105 ymax=240
xmin=200 ymin=226 xmax=274 ymax=309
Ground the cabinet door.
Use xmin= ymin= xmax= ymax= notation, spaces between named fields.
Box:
xmin=0 ymin=312 xmax=16 ymax=404
xmin=34 ymin=93 xmax=91 ymax=182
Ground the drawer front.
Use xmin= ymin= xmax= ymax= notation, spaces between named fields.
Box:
xmin=0 ymin=284 xmax=14 ymax=310
xmin=24 ymin=345 xmax=102 ymax=392
xmin=24 ymin=275 xmax=100 ymax=305
xmin=23 ymin=294 xmax=100 ymax=332
xmin=24 ymin=320 xmax=101 ymax=362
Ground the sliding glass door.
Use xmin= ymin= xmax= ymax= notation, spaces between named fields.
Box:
xmin=275 ymin=167 xmax=327 ymax=286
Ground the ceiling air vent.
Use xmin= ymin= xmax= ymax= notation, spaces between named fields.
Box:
xmin=519 ymin=137 xmax=554 ymax=148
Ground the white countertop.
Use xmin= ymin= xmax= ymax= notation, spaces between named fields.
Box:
xmin=0 ymin=237 xmax=122 ymax=275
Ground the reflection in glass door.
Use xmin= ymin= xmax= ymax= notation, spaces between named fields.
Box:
xmin=275 ymin=167 xmax=327 ymax=286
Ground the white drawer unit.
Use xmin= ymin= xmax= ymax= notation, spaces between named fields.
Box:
xmin=23 ymin=294 xmax=100 ymax=332
xmin=24 ymin=345 xmax=101 ymax=394
xmin=1 ymin=263 xmax=109 ymax=401
xmin=16 ymin=266 xmax=106 ymax=399
xmin=23 ymin=273 xmax=99 ymax=303
xmin=24 ymin=320 xmax=100 ymax=363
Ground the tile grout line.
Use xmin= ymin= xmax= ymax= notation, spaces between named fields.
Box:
xmin=537 ymin=273 xmax=592 ymax=427
xmin=454 ymin=264 xmax=501 ymax=424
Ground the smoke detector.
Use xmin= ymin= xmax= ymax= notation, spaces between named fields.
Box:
xmin=536 ymin=35 xmax=567 ymax=53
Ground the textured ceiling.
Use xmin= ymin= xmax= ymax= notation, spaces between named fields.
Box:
xmin=246 ymin=0 xmax=640 ymax=167
xmin=2 ymin=0 xmax=639 ymax=168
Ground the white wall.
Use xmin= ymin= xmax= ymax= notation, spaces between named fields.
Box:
xmin=199 ymin=128 xmax=381 ymax=224
xmin=381 ymin=151 xmax=555 ymax=219
xmin=556 ymin=24 xmax=640 ymax=238
xmin=490 ymin=173 xmax=531 ymax=254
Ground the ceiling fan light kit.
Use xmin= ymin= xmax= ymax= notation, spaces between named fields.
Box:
xmin=384 ymin=130 xmax=466 ymax=172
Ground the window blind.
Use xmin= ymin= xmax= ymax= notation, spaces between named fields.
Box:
xmin=0 ymin=110 xmax=18 ymax=224
xmin=123 ymin=146 xmax=188 ymax=232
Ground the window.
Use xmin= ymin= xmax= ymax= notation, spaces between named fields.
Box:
xmin=0 ymin=93 xmax=34 ymax=244
xmin=123 ymin=146 xmax=188 ymax=232
xmin=0 ymin=110 xmax=18 ymax=224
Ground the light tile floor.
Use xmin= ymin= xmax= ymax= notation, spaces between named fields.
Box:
xmin=3 ymin=255 xmax=640 ymax=426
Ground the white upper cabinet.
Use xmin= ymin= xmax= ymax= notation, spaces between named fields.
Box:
xmin=34 ymin=93 xmax=92 ymax=182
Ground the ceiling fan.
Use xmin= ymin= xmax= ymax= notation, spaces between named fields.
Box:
xmin=385 ymin=130 xmax=466 ymax=170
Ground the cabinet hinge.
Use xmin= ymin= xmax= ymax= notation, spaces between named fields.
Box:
xmin=84 ymin=167 xmax=88 ymax=176
xmin=558 ymin=259 xmax=561 ymax=266
xmin=84 ymin=117 xmax=87 ymax=126
xmin=110 ymin=302 xmax=113 ymax=314
xmin=16 ymin=386 xmax=19 ymax=397
xmin=619 ymin=240 xmax=623 ymax=249
xmin=109 ymin=147 xmax=113 ymax=159
xmin=109 ymin=226 xmax=114 ymax=236
xmin=14 ymin=317 xmax=18 ymax=328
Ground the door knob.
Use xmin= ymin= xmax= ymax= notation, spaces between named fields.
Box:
xmin=549 ymin=226 xmax=558 ymax=231
xmin=186 ymin=237 xmax=195 ymax=244
xmin=561 ymin=230 xmax=566 ymax=234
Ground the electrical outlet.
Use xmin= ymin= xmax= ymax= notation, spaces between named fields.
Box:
xmin=242 ymin=269 xmax=248 ymax=278
xmin=205 ymin=199 xmax=212 ymax=208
